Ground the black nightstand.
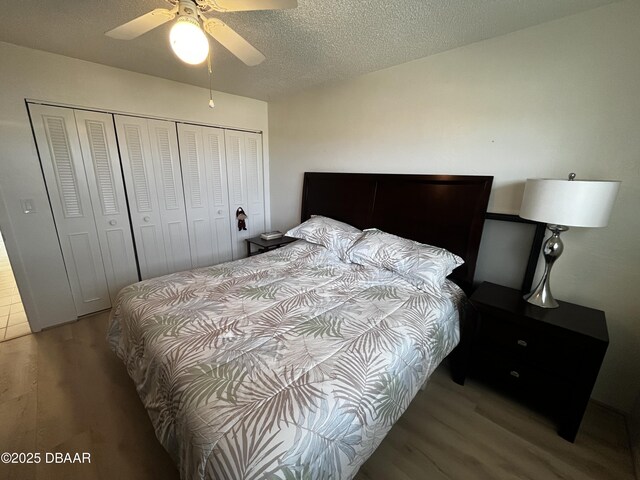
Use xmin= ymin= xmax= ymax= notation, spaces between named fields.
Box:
xmin=468 ymin=282 xmax=609 ymax=442
xmin=245 ymin=235 xmax=297 ymax=257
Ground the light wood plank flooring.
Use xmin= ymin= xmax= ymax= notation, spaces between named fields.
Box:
xmin=0 ymin=310 xmax=635 ymax=480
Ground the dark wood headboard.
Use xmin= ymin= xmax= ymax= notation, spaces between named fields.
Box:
xmin=301 ymin=172 xmax=493 ymax=291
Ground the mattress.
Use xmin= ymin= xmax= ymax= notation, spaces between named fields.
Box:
xmin=108 ymin=240 xmax=465 ymax=480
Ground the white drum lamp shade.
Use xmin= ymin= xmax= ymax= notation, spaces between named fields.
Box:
xmin=518 ymin=175 xmax=620 ymax=308
xmin=520 ymin=178 xmax=620 ymax=227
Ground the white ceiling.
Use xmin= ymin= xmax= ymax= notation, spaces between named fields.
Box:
xmin=0 ymin=0 xmax=617 ymax=100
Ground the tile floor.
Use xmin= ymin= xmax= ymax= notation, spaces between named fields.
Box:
xmin=0 ymin=235 xmax=31 ymax=342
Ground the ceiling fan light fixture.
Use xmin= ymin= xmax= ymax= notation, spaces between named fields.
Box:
xmin=170 ymin=15 xmax=209 ymax=65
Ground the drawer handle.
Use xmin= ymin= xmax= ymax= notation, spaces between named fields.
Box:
xmin=517 ymin=339 xmax=528 ymax=347
xmin=510 ymin=370 xmax=520 ymax=379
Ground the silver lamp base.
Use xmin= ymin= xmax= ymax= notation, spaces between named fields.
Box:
xmin=524 ymin=225 xmax=568 ymax=308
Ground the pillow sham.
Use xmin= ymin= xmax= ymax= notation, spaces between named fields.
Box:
xmin=285 ymin=216 xmax=362 ymax=261
xmin=346 ymin=228 xmax=464 ymax=289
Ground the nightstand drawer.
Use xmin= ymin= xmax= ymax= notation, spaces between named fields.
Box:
xmin=472 ymin=352 xmax=569 ymax=410
xmin=476 ymin=314 xmax=582 ymax=380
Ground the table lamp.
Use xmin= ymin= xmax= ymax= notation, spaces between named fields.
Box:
xmin=519 ymin=173 xmax=620 ymax=308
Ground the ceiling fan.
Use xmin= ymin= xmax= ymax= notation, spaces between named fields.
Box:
xmin=106 ymin=0 xmax=297 ymax=66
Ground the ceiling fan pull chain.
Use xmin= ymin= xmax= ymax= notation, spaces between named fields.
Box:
xmin=208 ymin=51 xmax=215 ymax=109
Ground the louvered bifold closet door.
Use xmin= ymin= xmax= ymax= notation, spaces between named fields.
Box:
xmin=147 ymin=120 xmax=192 ymax=273
xmin=29 ymin=104 xmax=111 ymax=315
xmin=224 ymin=130 xmax=265 ymax=259
xmin=74 ymin=110 xmax=139 ymax=302
xmin=115 ymin=115 xmax=192 ymax=279
xmin=177 ymin=123 xmax=233 ymax=268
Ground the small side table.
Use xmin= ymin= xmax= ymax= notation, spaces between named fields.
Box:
xmin=468 ymin=282 xmax=609 ymax=442
xmin=245 ymin=235 xmax=297 ymax=257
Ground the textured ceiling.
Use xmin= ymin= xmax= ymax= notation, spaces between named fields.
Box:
xmin=0 ymin=0 xmax=618 ymax=100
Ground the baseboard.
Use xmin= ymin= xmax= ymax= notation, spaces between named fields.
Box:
xmin=591 ymin=398 xmax=627 ymax=416
xmin=632 ymin=426 xmax=640 ymax=480
xmin=630 ymin=422 xmax=640 ymax=480
xmin=627 ymin=403 xmax=640 ymax=480
xmin=591 ymin=399 xmax=639 ymax=479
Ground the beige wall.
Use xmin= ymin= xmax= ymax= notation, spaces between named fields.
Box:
xmin=269 ymin=1 xmax=640 ymax=412
xmin=0 ymin=41 xmax=269 ymax=332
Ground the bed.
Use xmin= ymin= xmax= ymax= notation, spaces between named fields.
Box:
xmin=108 ymin=172 xmax=493 ymax=480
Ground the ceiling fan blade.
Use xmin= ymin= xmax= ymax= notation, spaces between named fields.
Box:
xmin=205 ymin=0 xmax=297 ymax=12
xmin=203 ymin=19 xmax=265 ymax=66
xmin=106 ymin=8 xmax=176 ymax=40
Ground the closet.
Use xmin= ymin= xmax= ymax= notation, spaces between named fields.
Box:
xmin=224 ymin=130 xmax=265 ymax=259
xmin=30 ymin=105 xmax=139 ymax=315
xmin=115 ymin=115 xmax=192 ymax=279
xmin=176 ymin=123 xmax=233 ymax=268
xmin=29 ymin=104 xmax=265 ymax=317
xmin=176 ymin=124 xmax=265 ymax=263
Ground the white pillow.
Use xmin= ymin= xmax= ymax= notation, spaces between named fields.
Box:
xmin=346 ymin=228 xmax=464 ymax=289
xmin=285 ymin=216 xmax=362 ymax=261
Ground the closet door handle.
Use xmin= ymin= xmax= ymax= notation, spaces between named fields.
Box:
xmin=143 ymin=216 xmax=150 ymax=223
xmin=217 ymin=209 xmax=223 ymax=214
xmin=109 ymin=220 xmax=117 ymax=226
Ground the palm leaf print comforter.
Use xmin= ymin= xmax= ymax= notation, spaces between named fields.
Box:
xmin=108 ymin=240 xmax=464 ymax=480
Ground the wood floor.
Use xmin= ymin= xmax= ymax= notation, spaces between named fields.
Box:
xmin=0 ymin=310 xmax=635 ymax=480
